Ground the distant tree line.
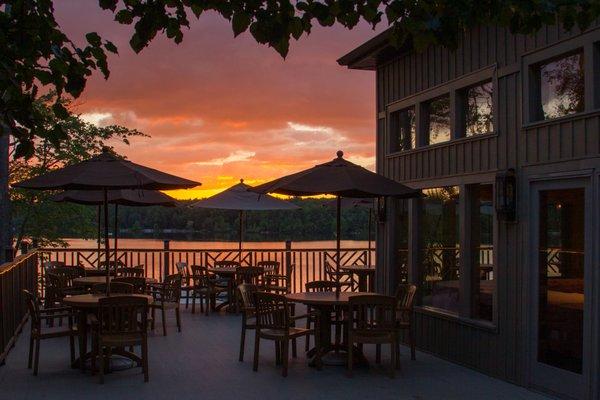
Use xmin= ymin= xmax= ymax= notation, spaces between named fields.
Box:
xmin=56 ymin=198 xmax=374 ymax=243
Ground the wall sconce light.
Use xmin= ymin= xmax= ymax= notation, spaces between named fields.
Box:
xmin=495 ymin=168 xmax=517 ymax=222
xmin=377 ymin=197 xmax=386 ymax=223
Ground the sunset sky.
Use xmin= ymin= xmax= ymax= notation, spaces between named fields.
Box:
xmin=55 ymin=2 xmax=381 ymax=199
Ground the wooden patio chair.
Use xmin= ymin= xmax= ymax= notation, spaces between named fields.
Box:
xmin=304 ymin=280 xmax=342 ymax=352
xmin=91 ymin=282 xmax=134 ymax=295
xmin=324 ymin=262 xmax=355 ymax=291
xmin=347 ymin=294 xmax=399 ymax=378
xmin=175 ymin=262 xmax=195 ymax=309
xmin=149 ymin=273 xmax=182 ymax=336
xmin=263 ymin=263 xmax=295 ymax=294
xmin=394 ymin=283 xmax=417 ymax=361
xmin=190 ymin=265 xmax=227 ymax=315
xmin=116 ymin=266 xmax=145 ymax=277
xmin=42 ymin=260 xmax=65 ymax=270
xmin=90 ymin=296 xmax=149 ymax=383
xmin=252 ymin=291 xmax=312 ymax=377
xmin=257 ymin=260 xmax=280 ymax=275
xmin=113 ymin=277 xmax=147 ymax=294
xmin=23 ymin=290 xmax=77 ymax=376
xmin=237 ymin=283 xmax=258 ymax=361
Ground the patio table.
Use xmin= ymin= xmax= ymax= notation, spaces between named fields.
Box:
xmin=62 ymin=293 xmax=153 ymax=372
xmin=340 ymin=265 xmax=376 ymax=292
xmin=286 ymin=291 xmax=370 ymax=368
xmin=206 ymin=267 xmax=238 ymax=312
xmin=72 ymin=276 xmax=157 ymax=288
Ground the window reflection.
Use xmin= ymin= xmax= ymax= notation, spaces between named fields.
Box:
xmin=425 ymin=95 xmax=451 ymax=145
xmin=537 ymin=51 xmax=585 ymax=120
xmin=466 ymin=82 xmax=494 ymax=136
xmin=471 ymin=184 xmax=494 ymax=321
xmin=420 ymin=186 xmax=460 ymax=313
xmin=390 ymin=107 xmax=416 ymax=152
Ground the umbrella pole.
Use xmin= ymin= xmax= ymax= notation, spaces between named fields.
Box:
xmin=368 ymin=208 xmax=372 ymax=266
xmin=238 ymin=210 xmax=243 ymax=262
xmin=114 ymin=204 xmax=118 ymax=270
xmin=104 ymin=188 xmax=110 ymax=296
xmin=336 ymin=195 xmax=341 ymax=297
xmin=97 ymin=205 xmax=101 ymax=269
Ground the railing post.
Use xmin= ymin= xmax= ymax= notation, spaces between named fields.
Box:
xmin=285 ymin=240 xmax=292 ymax=290
xmin=163 ymin=240 xmax=170 ymax=280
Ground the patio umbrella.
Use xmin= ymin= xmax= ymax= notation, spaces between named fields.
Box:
xmin=190 ymin=179 xmax=299 ymax=253
xmin=324 ymin=198 xmax=375 ymax=265
xmin=13 ymin=149 xmax=200 ymax=295
xmin=52 ymin=189 xmax=178 ymax=267
xmin=252 ymin=150 xmax=421 ymax=293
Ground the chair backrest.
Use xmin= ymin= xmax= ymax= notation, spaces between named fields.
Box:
xmin=214 ymin=260 xmax=240 ymax=269
xmin=305 ymin=280 xmax=338 ymax=292
xmin=113 ymin=277 xmax=146 ymax=293
xmin=175 ymin=262 xmax=189 ymax=278
xmin=348 ymin=294 xmax=397 ymax=334
xmin=92 ymin=282 xmax=134 ymax=295
xmin=97 ymin=296 xmax=148 ymax=336
xmin=99 ymin=260 xmax=126 ymax=270
xmin=237 ymin=283 xmax=258 ymax=312
xmin=162 ymin=274 xmax=182 ymax=302
xmin=45 ymin=272 xmax=67 ymax=301
xmin=43 ymin=261 xmax=65 ymax=271
xmin=116 ymin=267 xmax=145 ymax=278
xmin=394 ymin=284 xmax=417 ymax=310
xmin=324 ymin=262 xmax=337 ymax=281
xmin=190 ymin=265 xmax=211 ymax=287
xmin=51 ymin=266 xmax=84 ymax=286
xmin=254 ymin=291 xmax=290 ymax=331
xmin=236 ymin=266 xmax=264 ymax=286
xmin=257 ymin=260 xmax=280 ymax=275
xmin=23 ymin=290 xmax=40 ymax=328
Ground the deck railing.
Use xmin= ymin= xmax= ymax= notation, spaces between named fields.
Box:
xmin=0 ymin=252 xmax=38 ymax=365
xmin=39 ymin=244 xmax=375 ymax=293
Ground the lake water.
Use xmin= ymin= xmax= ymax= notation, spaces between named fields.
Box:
xmin=64 ymin=238 xmax=371 ymax=250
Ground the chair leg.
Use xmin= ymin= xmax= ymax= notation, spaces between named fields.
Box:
xmin=151 ymin=307 xmax=156 ymax=330
xmin=389 ymin=342 xmax=395 ymax=379
xmin=192 ymin=290 xmax=196 ymax=314
xmin=33 ymin=338 xmax=40 ymax=376
xmin=282 ymin=339 xmax=289 ymax=377
xmin=69 ymin=334 xmax=75 ymax=365
xmin=204 ymin=295 xmax=209 ymax=316
xmin=161 ymin=308 xmax=167 ymax=336
xmin=305 ymin=317 xmax=310 ymax=352
xmin=292 ymin=338 xmax=297 ymax=358
xmin=275 ymin=342 xmax=281 ymax=365
xmin=99 ymin=345 xmax=105 ymax=384
xmin=253 ymin=332 xmax=260 ymax=372
xmin=28 ymin=334 xmax=34 ymax=369
xmin=239 ymin=322 xmax=246 ymax=362
xmin=176 ymin=307 xmax=182 ymax=332
xmin=347 ymin=335 xmax=353 ymax=377
xmin=376 ymin=344 xmax=381 ymax=364
xmin=409 ymin=326 xmax=416 ymax=361
xmin=142 ymin=337 xmax=149 ymax=382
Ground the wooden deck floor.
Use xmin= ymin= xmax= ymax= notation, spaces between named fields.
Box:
xmin=0 ymin=306 xmax=549 ymax=400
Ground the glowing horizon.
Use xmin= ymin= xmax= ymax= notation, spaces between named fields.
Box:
xmin=56 ymin=3 xmax=380 ymax=200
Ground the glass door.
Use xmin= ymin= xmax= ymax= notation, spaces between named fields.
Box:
xmin=530 ymin=179 xmax=592 ymax=399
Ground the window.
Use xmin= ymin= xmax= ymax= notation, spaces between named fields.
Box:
xmin=464 ymin=82 xmax=494 ymax=136
xmin=533 ymin=50 xmax=585 ymax=121
xmin=424 ymin=95 xmax=451 ymax=145
xmin=389 ymin=107 xmax=416 ymax=152
xmin=420 ymin=186 xmax=460 ymax=313
xmin=470 ymin=184 xmax=494 ymax=321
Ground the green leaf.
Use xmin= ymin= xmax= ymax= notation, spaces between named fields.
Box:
xmin=104 ymin=41 xmax=118 ymax=54
xmin=85 ymin=32 xmax=102 ymax=47
xmin=34 ymin=70 xmax=54 ymax=85
xmin=115 ymin=9 xmax=134 ymax=24
xmin=232 ymin=12 xmax=251 ymax=37
xmin=52 ymin=102 xmax=70 ymax=119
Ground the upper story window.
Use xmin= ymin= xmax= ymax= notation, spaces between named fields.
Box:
xmin=425 ymin=94 xmax=451 ymax=145
xmin=532 ymin=50 xmax=585 ymax=121
xmin=389 ymin=107 xmax=416 ymax=152
xmin=464 ymin=81 xmax=494 ymax=136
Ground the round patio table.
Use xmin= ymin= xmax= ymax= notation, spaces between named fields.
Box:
xmin=63 ymin=293 xmax=153 ymax=372
xmin=207 ymin=267 xmax=238 ymax=312
xmin=72 ymin=276 xmax=157 ymax=288
xmin=286 ymin=291 xmax=370 ymax=368
xmin=340 ymin=265 xmax=376 ymax=292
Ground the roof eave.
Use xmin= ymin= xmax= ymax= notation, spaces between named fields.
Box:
xmin=336 ymin=29 xmax=392 ymax=70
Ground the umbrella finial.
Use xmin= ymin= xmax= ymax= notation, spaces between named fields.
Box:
xmin=336 ymin=150 xmax=344 ymax=158
xmin=102 ymin=146 xmax=110 ymax=153
xmin=240 ymin=178 xmax=244 ymax=183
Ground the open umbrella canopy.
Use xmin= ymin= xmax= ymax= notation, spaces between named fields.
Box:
xmin=190 ymin=179 xmax=298 ymax=211
xmin=13 ymin=149 xmax=200 ymax=191
xmin=251 ymin=150 xmax=420 ymax=199
xmin=51 ymin=189 xmax=178 ymax=207
xmin=324 ymin=197 xmax=374 ymax=209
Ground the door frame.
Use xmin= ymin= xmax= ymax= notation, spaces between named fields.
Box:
xmin=526 ymin=172 xmax=595 ymax=399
